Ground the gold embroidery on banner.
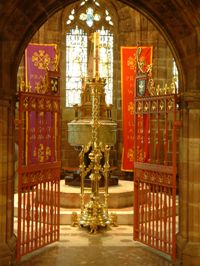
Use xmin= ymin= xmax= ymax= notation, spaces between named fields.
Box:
xmin=127 ymin=128 xmax=134 ymax=140
xmin=32 ymin=50 xmax=51 ymax=70
xmin=52 ymin=45 xmax=60 ymax=71
xmin=53 ymin=101 xmax=58 ymax=111
xmin=127 ymin=56 xmax=136 ymax=70
xmin=127 ymin=148 xmax=134 ymax=162
xmin=38 ymin=144 xmax=45 ymax=162
xmin=46 ymin=146 xmax=51 ymax=160
xmin=128 ymin=101 xmax=134 ymax=115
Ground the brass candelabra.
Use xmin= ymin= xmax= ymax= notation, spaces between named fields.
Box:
xmin=78 ymin=76 xmax=111 ymax=233
xmin=70 ymin=32 xmax=117 ymax=232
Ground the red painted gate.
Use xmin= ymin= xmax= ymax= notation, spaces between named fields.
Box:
xmin=133 ymin=65 xmax=180 ymax=260
xmin=17 ymin=70 xmax=61 ymax=260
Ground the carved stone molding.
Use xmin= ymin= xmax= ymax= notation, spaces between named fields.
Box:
xmin=180 ymin=90 xmax=200 ymax=109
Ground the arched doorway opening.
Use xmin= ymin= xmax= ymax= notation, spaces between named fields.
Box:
xmin=13 ymin=0 xmax=182 ymax=263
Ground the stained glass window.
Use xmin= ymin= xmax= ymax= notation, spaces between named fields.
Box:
xmin=98 ymin=27 xmax=113 ymax=105
xmin=66 ymin=27 xmax=87 ymax=107
xmin=66 ymin=1 xmax=114 ymax=107
xmin=173 ymin=60 xmax=179 ymax=90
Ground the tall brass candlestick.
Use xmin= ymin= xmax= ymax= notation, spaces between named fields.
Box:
xmin=79 ymin=77 xmax=110 ymax=233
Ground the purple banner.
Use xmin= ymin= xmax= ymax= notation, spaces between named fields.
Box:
xmin=25 ymin=43 xmax=58 ymax=91
xmin=25 ymin=43 xmax=58 ymax=164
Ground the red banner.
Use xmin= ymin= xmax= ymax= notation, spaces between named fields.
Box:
xmin=25 ymin=43 xmax=58 ymax=164
xmin=121 ymin=46 xmax=152 ymax=171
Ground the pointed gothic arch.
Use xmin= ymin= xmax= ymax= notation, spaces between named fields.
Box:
xmin=1 ymin=1 xmax=200 ymax=265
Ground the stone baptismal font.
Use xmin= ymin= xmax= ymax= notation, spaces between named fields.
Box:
xmin=67 ymin=32 xmax=117 ymax=232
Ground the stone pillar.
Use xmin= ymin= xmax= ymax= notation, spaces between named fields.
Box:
xmin=177 ymin=91 xmax=200 ymax=266
xmin=0 ymin=98 xmax=16 ymax=266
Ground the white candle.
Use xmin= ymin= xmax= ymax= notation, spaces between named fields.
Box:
xmin=93 ymin=32 xmax=100 ymax=78
xmin=96 ymin=32 xmax=99 ymax=77
xmin=93 ymin=32 xmax=96 ymax=77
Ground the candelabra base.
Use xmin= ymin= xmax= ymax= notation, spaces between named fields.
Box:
xmin=79 ymin=196 xmax=110 ymax=233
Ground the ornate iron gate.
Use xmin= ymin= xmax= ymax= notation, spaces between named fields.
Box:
xmin=17 ymin=71 xmax=60 ymax=261
xmin=133 ymin=74 xmax=180 ymax=261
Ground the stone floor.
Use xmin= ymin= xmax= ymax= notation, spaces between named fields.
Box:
xmin=15 ymin=225 xmax=173 ymax=266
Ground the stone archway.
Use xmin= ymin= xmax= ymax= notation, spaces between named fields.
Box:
xmin=0 ymin=1 xmax=200 ymax=265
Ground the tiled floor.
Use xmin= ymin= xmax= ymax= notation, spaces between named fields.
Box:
xmin=16 ymin=225 xmax=173 ymax=266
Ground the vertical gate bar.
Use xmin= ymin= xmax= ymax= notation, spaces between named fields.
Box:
xmin=148 ymin=183 xmax=151 ymax=245
xmin=52 ymin=182 xmax=54 ymax=240
xmin=43 ymin=112 xmax=47 ymax=162
xmin=35 ymin=183 xmax=38 ymax=249
xmin=53 ymin=111 xmax=56 ymax=239
xmin=134 ymin=111 xmax=139 ymax=240
xmin=158 ymin=184 xmax=160 ymax=249
xmin=148 ymin=112 xmax=151 ymax=163
xmin=140 ymin=182 xmax=143 ymax=242
xmin=27 ymin=108 xmax=30 ymax=165
xmin=156 ymin=100 xmax=160 ymax=164
xmin=26 ymin=183 xmax=30 ymax=253
xmin=54 ymin=181 xmax=56 ymax=239
xmin=51 ymin=111 xmax=55 ymax=161
xmin=156 ymin=184 xmax=159 ymax=248
xmin=142 ymin=113 xmax=144 ymax=161
xmin=57 ymin=109 xmax=61 ymax=161
xmin=44 ymin=112 xmax=47 ymax=162
xmin=56 ymin=86 xmax=61 ymax=243
xmin=42 ymin=111 xmax=45 ymax=161
xmin=51 ymin=180 xmax=54 ymax=240
xmin=22 ymin=189 xmax=26 ymax=256
xmin=145 ymin=183 xmax=148 ymax=243
xmin=164 ymin=103 xmax=169 ymax=165
xmin=159 ymin=185 xmax=162 ymax=250
xmin=43 ymin=181 xmax=46 ymax=245
xmin=26 ymin=105 xmax=30 ymax=253
xmin=55 ymin=111 xmax=59 ymax=239
xmin=47 ymin=181 xmax=49 ymax=243
xmin=25 ymin=109 xmax=28 ymax=166
xmin=152 ymin=183 xmax=155 ymax=248
xmin=46 ymin=181 xmax=48 ymax=243
xmin=39 ymin=180 xmax=42 ymax=246
xmin=144 ymin=182 xmax=146 ymax=243
xmin=55 ymin=178 xmax=58 ymax=239
xmin=168 ymin=187 xmax=171 ymax=254
xmin=35 ymin=110 xmax=38 ymax=166
xmin=31 ymin=185 xmax=34 ymax=250
xmin=50 ymin=181 xmax=53 ymax=242
xmin=172 ymin=183 xmax=176 ymax=260
xmin=17 ymin=175 xmax=22 ymax=261
xmin=46 ymin=180 xmax=48 ymax=242
xmin=57 ymin=173 xmax=60 ymax=240
xmin=163 ymin=185 xmax=167 ymax=252
xmin=134 ymin=177 xmax=139 ymax=240
xmin=171 ymin=186 xmax=173 ymax=254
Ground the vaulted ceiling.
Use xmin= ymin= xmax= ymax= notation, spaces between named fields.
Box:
xmin=0 ymin=0 xmax=199 ymax=78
